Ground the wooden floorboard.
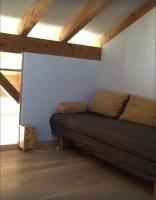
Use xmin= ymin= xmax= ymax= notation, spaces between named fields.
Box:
xmin=0 ymin=148 xmax=154 ymax=200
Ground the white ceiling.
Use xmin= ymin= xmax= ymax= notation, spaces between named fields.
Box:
xmin=28 ymin=0 xmax=88 ymax=40
xmin=0 ymin=0 xmax=149 ymax=46
xmin=0 ymin=0 xmax=34 ymax=34
xmin=70 ymin=0 xmax=148 ymax=46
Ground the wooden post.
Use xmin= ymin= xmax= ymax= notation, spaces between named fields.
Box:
xmin=58 ymin=137 xmax=71 ymax=151
xmin=59 ymin=137 xmax=65 ymax=151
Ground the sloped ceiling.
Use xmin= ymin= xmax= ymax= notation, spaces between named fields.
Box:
xmin=0 ymin=0 xmax=150 ymax=47
xmin=70 ymin=0 xmax=148 ymax=46
xmin=0 ymin=0 xmax=34 ymax=34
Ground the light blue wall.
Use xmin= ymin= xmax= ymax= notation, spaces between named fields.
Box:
xmin=20 ymin=54 xmax=102 ymax=141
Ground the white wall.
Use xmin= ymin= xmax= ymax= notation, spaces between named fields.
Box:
xmin=21 ymin=8 xmax=156 ymax=141
xmin=20 ymin=54 xmax=101 ymax=140
xmin=100 ymin=8 xmax=156 ymax=100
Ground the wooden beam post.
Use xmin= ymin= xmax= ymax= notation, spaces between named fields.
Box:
xmin=18 ymin=0 xmax=53 ymax=36
xmin=59 ymin=0 xmax=109 ymax=42
xmin=100 ymin=0 xmax=156 ymax=45
xmin=59 ymin=137 xmax=65 ymax=151
xmin=0 ymin=33 xmax=101 ymax=60
xmin=0 ymin=73 xmax=21 ymax=97
xmin=0 ymin=72 xmax=20 ymax=103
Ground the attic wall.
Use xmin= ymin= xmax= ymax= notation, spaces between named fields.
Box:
xmin=100 ymin=8 xmax=156 ymax=100
xmin=20 ymin=54 xmax=101 ymax=141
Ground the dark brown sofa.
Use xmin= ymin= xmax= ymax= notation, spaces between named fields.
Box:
xmin=50 ymin=112 xmax=156 ymax=194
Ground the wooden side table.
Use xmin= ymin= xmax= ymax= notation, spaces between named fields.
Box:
xmin=19 ymin=124 xmax=36 ymax=152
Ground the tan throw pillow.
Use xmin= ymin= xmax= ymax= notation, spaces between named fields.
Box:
xmin=58 ymin=102 xmax=87 ymax=114
xmin=88 ymin=90 xmax=130 ymax=117
xmin=120 ymin=95 xmax=156 ymax=127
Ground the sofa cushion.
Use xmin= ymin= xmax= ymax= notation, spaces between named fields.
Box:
xmin=120 ymin=95 xmax=156 ymax=127
xmin=58 ymin=102 xmax=87 ymax=114
xmin=52 ymin=113 xmax=156 ymax=162
xmin=88 ymin=90 xmax=129 ymax=117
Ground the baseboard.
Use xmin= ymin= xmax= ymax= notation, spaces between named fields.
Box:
xmin=0 ymin=139 xmax=59 ymax=152
xmin=0 ymin=144 xmax=18 ymax=151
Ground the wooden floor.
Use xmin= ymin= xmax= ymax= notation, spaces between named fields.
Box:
xmin=0 ymin=147 xmax=155 ymax=200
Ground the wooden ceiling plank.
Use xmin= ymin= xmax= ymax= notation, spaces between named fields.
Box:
xmin=0 ymin=33 xmax=101 ymax=60
xmin=101 ymin=0 xmax=156 ymax=45
xmin=0 ymin=72 xmax=20 ymax=103
xmin=59 ymin=0 xmax=109 ymax=42
xmin=18 ymin=0 xmax=53 ymax=36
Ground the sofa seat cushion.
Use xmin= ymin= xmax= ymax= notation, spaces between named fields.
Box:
xmin=52 ymin=113 xmax=156 ymax=162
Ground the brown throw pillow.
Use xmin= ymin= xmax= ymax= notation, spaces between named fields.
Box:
xmin=58 ymin=102 xmax=87 ymax=114
xmin=88 ymin=89 xmax=130 ymax=117
xmin=120 ymin=95 xmax=156 ymax=127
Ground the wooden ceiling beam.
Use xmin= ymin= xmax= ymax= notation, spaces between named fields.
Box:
xmin=101 ymin=0 xmax=156 ymax=45
xmin=0 ymin=72 xmax=20 ymax=103
xmin=0 ymin=33 xmax=101 ymax=60
xmin=18 ymin=0 xmax=53 ymax=36
xmin=59 ymin=0 xmax=109 ymax=42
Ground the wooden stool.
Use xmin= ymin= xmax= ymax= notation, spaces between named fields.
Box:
xmin=19 ymin=124 xmax=36 ymax=152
